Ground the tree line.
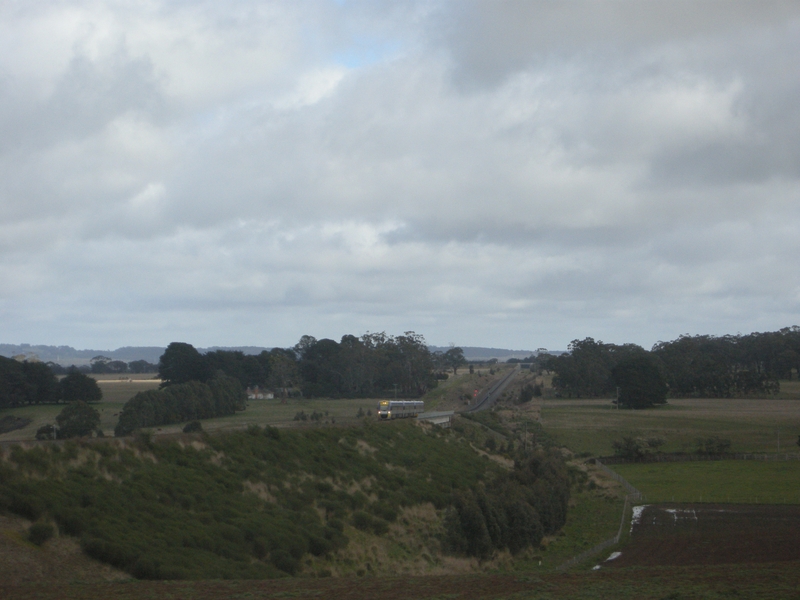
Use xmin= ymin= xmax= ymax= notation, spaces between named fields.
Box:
xmin=0 ymin=356 xmax=102 ymax=408
xmin=157 ymin=331 xmax=441 ymax=399
xmin=114 ymin=375 xmax=246 ymax=436
xmin=545 ymin=326 xmax=800 ymax=406
xmin=113 ymin=332 xmax=441 ymax=435
xmin=42 ymin=357 xmax=158 ymax=375
xmin=443 ymin=448 xmax=570 ymax=559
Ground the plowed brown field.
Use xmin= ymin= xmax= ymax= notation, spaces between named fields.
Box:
xmin=604 ymin=504 xmax=800 ymax=568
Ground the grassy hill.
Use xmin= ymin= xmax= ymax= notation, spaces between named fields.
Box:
xmin=0 ymin=422 xmax=497 ymax=579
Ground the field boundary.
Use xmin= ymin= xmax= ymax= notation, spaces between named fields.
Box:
xmin=600 ymin=452 xmax=800 ymax=465
xmin=555 ymin=461 xmax=642 ymax=571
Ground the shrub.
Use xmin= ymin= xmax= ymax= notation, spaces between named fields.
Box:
xmin=264 ymin=426 xmax=281 ymax=441
xmin=183 ymin=420 xmax=203 ymax=433
xmin=60 ymin=371 xmax=102 ymax=403
xmin=28 ymin=522 xmax=54 ymax=546
xmin=612 ymin=436 xmax=664 ymax=461
xmin=518 ymin=384 xmax=535 ymax=404
xmin=270 ymin=549 xmax=299 ymax=575
xmin=696 ymin=436 xmax=731 ymax=455
xmin=351 ymin=510 xmax=372 ymax=531
xmin=35 ymin=424 xmax=55 ymax=440
xmin=56 ymin=401 xmax=100 ymax=439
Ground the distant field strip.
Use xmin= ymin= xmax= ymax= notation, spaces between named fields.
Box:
xmin=540 ymin=397 xmax=800 ymax=455
xmin=614 ymin=460 xmax=800 ymax=504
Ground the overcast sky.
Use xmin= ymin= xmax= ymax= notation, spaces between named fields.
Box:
xmin=2 ymin=1 xmax=799 ymax=352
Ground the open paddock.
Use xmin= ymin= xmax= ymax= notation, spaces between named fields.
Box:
xmin=540 ymin=397 xmax=800 ymax=455
xmin=613 ymin=460 xmax=800 ymax=505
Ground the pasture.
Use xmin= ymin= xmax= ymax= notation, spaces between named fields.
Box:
xmin=539 ymin=397 xmax=800 ymax=456
xmin=0 ymin=378 xmax=161 ymax=442
xmin=0 ymin=375 xmax=394 ymax=441
xmin=613 ymin=460 xmax=800 ymax=505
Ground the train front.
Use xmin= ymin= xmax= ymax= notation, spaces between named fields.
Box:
xmin=377 ymin=400 xmax=391 ymax=419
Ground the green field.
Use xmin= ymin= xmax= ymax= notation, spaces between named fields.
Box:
xmin=0 ymin=367 xmax=520 ymax=442
xmin=0 ymin=378 xmax=391 ymax=441
xmin=0 ymin=378 xmax=162 ymax=441
xmin=533 ymin=489 xmax=623 ymax=569
xmin=540 ymin=397 xmax=800 ymax=456
xmin=613 ymin=460 xmax=800 ymax=504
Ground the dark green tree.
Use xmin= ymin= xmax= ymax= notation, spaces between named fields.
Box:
xmin=60 ymin=371 xmax=102 ymax=403
xmin=128 ymin=360 xmax=157 ymax=374
xmin=158 ymin=342 xmax=209 ymax=386
xmin=547 ymin=338 xmax=617 ymax=398
xmin=268 ymin=349 xmax=299 ymax=397
xmin=444 ymin=347 xmax=467 ymax=375
xmin=20 ymin=361 xmax=60 ymax=404
xmin=0 ymin=356 xmax=27 ymax=408
xmin=90 ymin=356 xmax=112 ymax=374
xmin=298 ymin=338 xmax=343 ymax=397
xmin=106 ymin=360 xmax=128 ymax=374
xmin=611 ymin=354 xmax=667 ymax=409
xmin=56 ymin=401 xmax=100 ymax=438
xmin=208 ymin=372 xmax=246 ymax=414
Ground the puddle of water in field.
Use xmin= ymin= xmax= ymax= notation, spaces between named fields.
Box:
xmin=631 ymin=505 xmax=649 ymax=532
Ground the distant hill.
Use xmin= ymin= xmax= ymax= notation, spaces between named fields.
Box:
xmin=1 ymin=343 xmax=562 ymax=367
xmin=427 ymin=346 xmax=562 ymax=362
xmin=0 ymin=344 xmax=271 ymax=367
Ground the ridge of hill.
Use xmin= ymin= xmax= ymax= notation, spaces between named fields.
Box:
xmin=0 ymin=344 xmax=558 ymax=367
xmin=0 ymin=345 xmax=273 ymax=367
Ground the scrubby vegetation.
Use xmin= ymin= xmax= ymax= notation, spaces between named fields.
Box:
xmin=443 ymin=449 xmax=569 ymax=559
xmin=114 ymin=375 xmax=245 ymax=436
xmin=0 ymin=420 xmax=571 ymax=580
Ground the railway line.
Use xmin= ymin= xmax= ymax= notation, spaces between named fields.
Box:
xmin=462 ymin=366 xmax=519 ymax=413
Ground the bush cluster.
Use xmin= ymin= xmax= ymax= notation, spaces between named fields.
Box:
xmin=28 ymin=522 xmax=55 ymax=546
xmin=696 ymin=436 xmax=732 ymax=455
xmin=293 ymin=410 xmax=325 ymax=422
xmin=0 ymin=358 xmax=101 ymax=408
xmin=114 ymin=374 xmax=245 ymax=436
xmin=443 ymin=449 xmax=570 ymax=559
xmin=612 ymin=436 xmax=666 ymax=461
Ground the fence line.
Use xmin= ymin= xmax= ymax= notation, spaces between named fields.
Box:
xmin=599 ymin=452 xmax=800 ymax=465
xmin=556 ymin=461 xmax=642 ymax=571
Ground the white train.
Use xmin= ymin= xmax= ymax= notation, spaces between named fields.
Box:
xmin=377 ymin=400 xmax=424 ymax=419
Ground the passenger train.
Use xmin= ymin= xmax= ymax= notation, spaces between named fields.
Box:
xmin=377 ymin=399 xmax=424 ymax=419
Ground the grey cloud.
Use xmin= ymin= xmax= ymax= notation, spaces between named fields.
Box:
xmin=1 ymin=1 xmax=800 ymax=351
xmin=436 ymin=0 xmax=800 ymax=89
